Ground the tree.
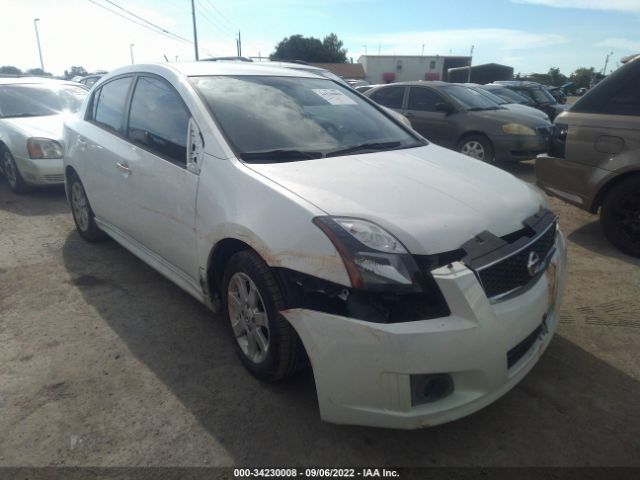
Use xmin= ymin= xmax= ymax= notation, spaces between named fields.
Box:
xmin=271 ymin=33 xmax=347 ymax=62
xmin=25 ymin=68 xmax=52 ymax=76
xmin=0 ymin=65 xmax=22 ymax=75
xmin=569 ymin=67 xmax=595 ymax=89
xmin=321 ymin=33 xmax=348 ymax=62
xmin=548 ymin=67 xmax=567 ymax=86
xmin=64 ymin=66 xmax=88 ymax=79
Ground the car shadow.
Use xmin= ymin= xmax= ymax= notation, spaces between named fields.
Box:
xmin=61 ymin=231 xmax=640 ymax=466
xmin=499 ymin=160 xmax=536 ymax=184
xmin=0 ymin=180 xmax=69 ymax=216
xmin=568 ymin=220 xmax=640 ymax=266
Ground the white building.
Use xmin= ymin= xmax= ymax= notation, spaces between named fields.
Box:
xmin=357 ymin=55 xmax=471 ymax=84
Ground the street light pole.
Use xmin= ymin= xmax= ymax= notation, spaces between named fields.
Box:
xmin=602 ymin=51 xmax=613 ymax=75
xmin=33 ymin=18 xmax=44 ymax=72
xmin=467 ymin=44 xmax=474 ymax=83
xmin=191 ymin=0 xmax=199 ymax=60
xmin=130 ymin=44 xmax=135 ymax=64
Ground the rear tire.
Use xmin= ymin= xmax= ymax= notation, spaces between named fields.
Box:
xmin=601 ymin=176 xmax=640 ymax=257
xmin=2 ymin=147 xmax=31 ymax=194
xmin=458 ymin=134 xmax=495 ymax=163
xmin=222 ymin=250 xmax=307 ymax=381
xmin=68 ymin=171 xmax=107 ymax=242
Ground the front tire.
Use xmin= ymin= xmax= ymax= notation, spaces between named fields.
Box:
xmin=222 ymin=250 xmax=306 ymax=381
xmin=458 ymin=134 xmax=495 ymax=163
xmin=2 ymin=148 xmax=31 ymax=194
xmin=601 ymin=176 xmax=640 ymax=257
xmin=68 ymin=172 xmax=107 ymax=242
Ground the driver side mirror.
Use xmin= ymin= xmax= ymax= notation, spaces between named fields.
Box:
xmin=435 ymin=102 xmax=454 ymax=114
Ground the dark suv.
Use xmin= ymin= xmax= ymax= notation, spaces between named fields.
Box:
xmin=493 ymin=81 xmax=567 ymax=120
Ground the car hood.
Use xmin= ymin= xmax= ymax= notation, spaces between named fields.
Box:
xmin=246 ymin=144 xmax=546 ymax=255
xmin=0 ymin=114 xmax=68 ymax=140
xmin=467 ymin=108 xmax=549 ymax=127
xmin=504 ymin=104 xmax=550 ymax=121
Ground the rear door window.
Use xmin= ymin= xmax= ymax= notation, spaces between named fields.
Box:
xmin=601 ymin=74 xmax=640 ymax=116
xmin=92 ymin=76 xmax=133 ymax=134
xmin=127 ymin=76 xmax=190 ymax=165
xmin=407 ymin=87 xmax=442 ymax=111
xmin=371 ymin=87 xmax=406 ymax=109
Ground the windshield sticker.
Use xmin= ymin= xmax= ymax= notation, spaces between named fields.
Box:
xmin=312 ymin=89 xmax=357 ymax=105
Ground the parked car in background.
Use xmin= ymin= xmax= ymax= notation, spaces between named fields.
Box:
xmin=365 ymin=81 xmax=552 ymax=163
xmin=537 ymin=56 xmax=640 ymax=257
xmin=0 ymin=77 xmax=88 ymax=193
xmin=465 ymin=84 xmax=550 ymax=121
xmin=355 ymin=84 xmax=375 ymax=93
xmin=547 ymin=86 xmax=567 ymax=104
xmin=78 ymin=74 xmax=104 ymax=88
xmin=577 ymin=87 xmax=588 ymax=96
xmin=64 ymin=62 xmax=566 ymax=429
xmin=493 ymin=81 xmax=567 ymax=120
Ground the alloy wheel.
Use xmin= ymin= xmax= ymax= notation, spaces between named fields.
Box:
xmin=613 ymin=190 xmax=640 ymax=247
xmin=460 ymin=140 xmax=485 ymax=160
xmin=71 ymin=181 xmax=90 ymax=232
xmin=227 ymin=272 xmax=270 ymax=363
xmin=3 ymin=151 xmax=17 ymax=188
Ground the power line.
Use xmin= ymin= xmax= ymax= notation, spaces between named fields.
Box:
xmin=102 ymin=0 xmax=194 ymax=44
xmin=201 ymin=0 xmax=238 ymax=31
xmin=86 ymin=0 xmax=216 ymax=57
xmin=195 ymin=0 xmax=236 ymax=38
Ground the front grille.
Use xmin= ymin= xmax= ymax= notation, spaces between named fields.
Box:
xmin=507 ymin=321 xmax=544 ymax=369
xmin=477 ymin=221 xmax=557 ymax=299
xmin=44 ymin=174 xmax=64 ymax=183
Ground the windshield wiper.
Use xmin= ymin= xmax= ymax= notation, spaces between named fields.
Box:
xmin=325 ymin=141 xmax=402 ymax=157
xmin=239 ymin=149 xmax=323 ymax=163
xmin=467 ymin=106 xmax=499 ymax=111
xmin=2 ymin=112 xmax=47 ymax=118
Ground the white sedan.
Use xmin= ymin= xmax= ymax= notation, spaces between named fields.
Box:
xmin=0 ymin=77 xmax=87 ymax=193
xmin=63 ymin=62 xmax=567 ymax=429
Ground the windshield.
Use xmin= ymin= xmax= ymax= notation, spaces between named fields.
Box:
xmin=470 ymin=87 xmax=507 ymax=105
xmin=0 ymin=84 xmax=87 ymax=118
xmin=483 ymin=86 xmax=532 ymax=105
xmin=191 ymin=75 xmax=423 ymax=162
xmin=441 ymin=85 xmax=501 ymax=110
xmin=530 ymin=87 xmax=557 ymax=104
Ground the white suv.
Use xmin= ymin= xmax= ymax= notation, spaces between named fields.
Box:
xmin=63 ymin=62 xmax=567 ymax=429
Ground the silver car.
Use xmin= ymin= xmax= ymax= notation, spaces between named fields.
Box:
xmin=0 ymin=77 xmax=88 ymax=193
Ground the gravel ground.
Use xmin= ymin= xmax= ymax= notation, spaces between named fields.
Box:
xmin=0 ymin=160 xmax=639 ymax=467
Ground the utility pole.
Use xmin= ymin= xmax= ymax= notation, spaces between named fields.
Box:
xmin=238 ymin=30 xmax=242 ymax=57
xmin=421 ymin=44 xmax=425 ymax=56
xmin=602 ymin=51 xmax=613 ymax=75
xmin=362 ymin=45 xmax=367 ymax=55
xmin=191 ymin=0 xmax=199 ymax=60
xmin=130 ymin=43 xmax=135 ymax=64
xmin=467 ymin=44 xmax=474 ymax=83
xmin=33 ymin=18 xmax=44 ymax=72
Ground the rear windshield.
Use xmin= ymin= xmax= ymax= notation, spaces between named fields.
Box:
xmin=484 ymin=86 xmax=532 ymax=105
xmin=471 ymin=87 xmax=507 ymax=105
xmin=190 ymin=75 xmax=423 ymax=162
xmin=0 ymin=84 xmax=87 ymax=118
xmin=441 ymin=85 xmax=500 ymax=111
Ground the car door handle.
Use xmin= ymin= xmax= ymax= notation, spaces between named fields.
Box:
xmin=116 ymin=162 xmax=131 ymax=174
xmin=77 ymin=137 xmax=87 ymax=149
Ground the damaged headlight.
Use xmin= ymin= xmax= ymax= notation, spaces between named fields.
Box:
xmin=313 ymin=216 xmax=421 ymax=291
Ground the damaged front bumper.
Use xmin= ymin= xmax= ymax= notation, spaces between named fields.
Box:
xmin=282 ymin=231 xmax=567 ymax=429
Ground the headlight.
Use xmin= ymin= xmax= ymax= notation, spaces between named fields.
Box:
xmin=313 ymin=216 xmax=421 ymax=291
xmin=27 ymin=138 xmax=63 ymax=159
xmin=502 ymin=123 xmax=536 ymax=136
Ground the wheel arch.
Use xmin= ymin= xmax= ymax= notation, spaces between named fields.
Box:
xmin=456 ymin=130 xmax=492 ymax=146
xmin=206 ymin=237 xmax=262 ymax=299
xmin=590 ymin=170 xmax=640 ymax=214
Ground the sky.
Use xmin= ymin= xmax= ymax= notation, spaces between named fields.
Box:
xmin=2 ymin=0 xmax=639 ymax=77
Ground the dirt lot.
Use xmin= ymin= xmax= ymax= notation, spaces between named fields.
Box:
xmin=1 ymin=161 xmax=639 ymax=467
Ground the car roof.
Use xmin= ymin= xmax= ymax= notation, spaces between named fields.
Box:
xmin=103 ymin=61 xmax=327 ymax=80
xmin=370 ymin=81 xmax=450 ymax=88
xmin=0 ymin=76 xmax=82 ymax=87
xmin=493 ymin=80 xmax=543 ymax=88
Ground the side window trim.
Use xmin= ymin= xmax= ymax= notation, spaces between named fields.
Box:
xmin=407 ymin=86 xmax=447 ymax=112
xmin=86 ymin=74 xmax=135 ymax=139
xmin=125 ymin=73 xmax=193 ymax=169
